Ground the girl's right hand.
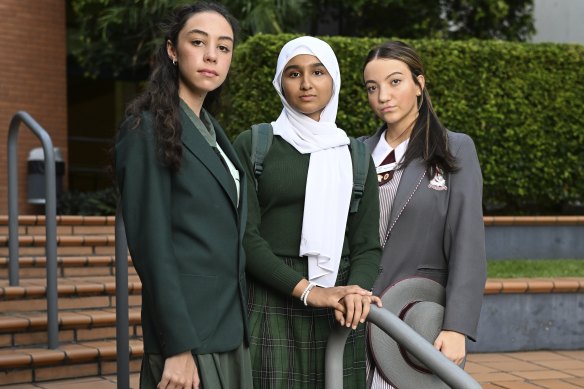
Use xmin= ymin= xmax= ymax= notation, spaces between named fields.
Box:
xmin=306 ymin=284 xmax=372 ymax=312
xmin=158 ymin=350 xmax=199 ymax=389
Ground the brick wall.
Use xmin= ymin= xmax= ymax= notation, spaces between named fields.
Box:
xmin=0 ymin=0 xmax=68 ymax=215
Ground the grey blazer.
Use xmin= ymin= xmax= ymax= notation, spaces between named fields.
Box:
xmin=363 ymin=128 xmax=487 ymax=340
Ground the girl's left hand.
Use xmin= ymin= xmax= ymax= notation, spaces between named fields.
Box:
xmin=434 ymin=330 xmax=466 ymax=366
xmin=334 ymin=293 xmax=383 ymax=329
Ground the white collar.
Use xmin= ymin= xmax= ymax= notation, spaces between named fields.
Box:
xmin=372 ymin=129 xmax=409 ymax=167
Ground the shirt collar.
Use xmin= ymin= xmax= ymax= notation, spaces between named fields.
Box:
xmin=372 ymin=129 xmax=410 ymax=167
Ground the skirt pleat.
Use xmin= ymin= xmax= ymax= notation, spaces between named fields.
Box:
xmin=248 ymin=256 xmax=367 ymax=389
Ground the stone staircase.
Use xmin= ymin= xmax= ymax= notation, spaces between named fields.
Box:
xmin=0 ymin=215 xmax=143 ymax=386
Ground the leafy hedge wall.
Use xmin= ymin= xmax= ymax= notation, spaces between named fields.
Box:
xmin=220 ymin=34 xmax=584 ymax=214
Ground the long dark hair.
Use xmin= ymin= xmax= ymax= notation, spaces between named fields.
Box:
xmin=124 ymin=2 xmax=239 ymax=172
xmin=363 ymin=41 xmax=457 ymax=175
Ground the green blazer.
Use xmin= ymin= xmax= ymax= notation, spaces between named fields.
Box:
xmin=116 ymin=109 xmax=249 ymax=357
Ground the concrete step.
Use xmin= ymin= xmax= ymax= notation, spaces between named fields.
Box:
xmin=0 ymin=255 xmax=135 ymax=279
xmin=0 ymin=215 xmax=143 ymax=386
xmin=0 ymin=215 xmax=116 ymax=228
xmin=0 ymin=339 xmax=143 ymax=386
xmin=0 ymin=273 xmax=144 ymax=385
xmin=0 ymin=235 xmax=117 ymax=260
xmin=0 ymin=216 xmax=117 ymax=257
xmin=0 ymin=214 xmax=133 ymax=280
xmin=0 ymin=275 xmax=142 ymax=313
xmin=0 ymin=307 xmax=142 ymax=349
xmin=0 ymin=275 xmax=142 ymax=349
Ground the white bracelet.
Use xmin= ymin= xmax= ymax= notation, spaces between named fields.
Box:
xmin=300 ymin=282 xmax=314 ymax=302
xmin=300 ymin=282 xmax=316 ymax=305
xmin=303 ymin=287 xmax=315 ymax=306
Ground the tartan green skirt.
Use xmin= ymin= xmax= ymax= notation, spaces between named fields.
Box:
xmin=247 ymin=256 xmax=367 ymax=389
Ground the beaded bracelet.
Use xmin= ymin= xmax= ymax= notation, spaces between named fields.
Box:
xmin=300 ymin=282 xmax=316 ymax=306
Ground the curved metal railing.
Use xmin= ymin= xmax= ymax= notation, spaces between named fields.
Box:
xmin=7 ymin=111 xmax=59 ymax=349
xmin=325 ymin=305 xmax=482 ymax=389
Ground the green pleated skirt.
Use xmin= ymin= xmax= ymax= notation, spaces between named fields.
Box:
xmin=140 ymin=342 xmax=252 ymax=389
xmin=247 ymin=256 xmax=367 ymax=389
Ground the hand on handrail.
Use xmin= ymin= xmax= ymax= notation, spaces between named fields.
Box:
xmin=305 ymin=284 xmax=371 ymax=312
xmin=334 ymin=293 xmax=383 ymax=329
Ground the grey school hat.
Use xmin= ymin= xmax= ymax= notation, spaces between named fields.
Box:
xmin=368 ymin=277 xmax=462 ymax=389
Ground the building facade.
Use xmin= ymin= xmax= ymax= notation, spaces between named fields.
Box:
xmin=0 ymin=0 xmax=68 ymax=214
xmin=532 ymin=0 xmax=584 ymax=43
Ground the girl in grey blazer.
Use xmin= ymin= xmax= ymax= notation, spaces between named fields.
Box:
xmin=361 ymin=41 xmax=487 ymax=388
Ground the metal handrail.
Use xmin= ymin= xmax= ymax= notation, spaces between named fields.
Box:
xmin=325 ymin=305 xmax=482 ymax=389
xmin=7 ymin=111 xmax=59 ymax=349
xmin=115 ymin=205 xmax=130 ymax=389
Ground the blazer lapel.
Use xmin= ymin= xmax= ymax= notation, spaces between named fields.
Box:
xmin=363 ymin=125 xmax=426 ymax=235
xmin=180 ymin=112 xmax=238 ymax=210
xmin=388 ymin=158 xmax=426 ymax=230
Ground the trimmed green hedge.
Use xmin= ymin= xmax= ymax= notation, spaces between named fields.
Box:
xmin=220 ymin=34 xmax=584 ymax=214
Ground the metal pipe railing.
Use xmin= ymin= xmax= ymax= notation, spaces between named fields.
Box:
xmin=325 ymin=305 xmax=482 ymax=389
xmin=115 ymin=205 xmax=130 ymax=389
xmin=7 ymin=111 xmax=59 ymax=349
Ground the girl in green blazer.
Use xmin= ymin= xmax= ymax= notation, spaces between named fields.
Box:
xmin=115 ymin=3 xmax=252 ymax=388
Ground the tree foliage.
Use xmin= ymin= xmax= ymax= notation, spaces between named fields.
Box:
xmin=68 ymin=0 xmax=191 ymax=78
xmin=306 ymin=0 xmax=534 ymax=40
xmin=443 ymin=0 xmax=535 ymax=40
xmin=68 ymin=0 xmax=535 ymax=78
xmin=221 ymin=0 xmax=307 ymax=35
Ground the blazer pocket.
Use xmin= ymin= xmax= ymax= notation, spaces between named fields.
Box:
xmin=179 ymin=274 xmax=218 ymax=341
xmin=415 ymin=265 xmax=448 ymax=286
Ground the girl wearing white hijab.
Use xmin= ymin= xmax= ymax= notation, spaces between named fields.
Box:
xmin=233 ymin=36 xmax=381 ymax=388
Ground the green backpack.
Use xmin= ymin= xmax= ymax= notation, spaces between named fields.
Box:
xmin=250 ymin=123 xmax=369 ymax=214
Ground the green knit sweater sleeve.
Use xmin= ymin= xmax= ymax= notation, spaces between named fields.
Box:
xmin=232 ymin=130 xmax=304 ymax=296
xmin=345 ymin=157 xmax=382 ymax=290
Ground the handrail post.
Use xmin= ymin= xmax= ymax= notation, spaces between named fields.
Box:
xmin=115 ymin=205 xmax=130 ymax=389
xmin=7 ymin=116 xmax=20 ymax=286
xmin=324 ymin=326 xmax=351 ymax=388
xmin=7 ymin=111 xmax=59 ymax=349
xmin=325 ymin=305 xmax=482 ymax=389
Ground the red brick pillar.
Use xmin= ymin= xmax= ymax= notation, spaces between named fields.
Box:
xmin=0 ymin=0 xmax=68 ymax=215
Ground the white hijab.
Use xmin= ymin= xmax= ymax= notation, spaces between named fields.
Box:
xmin=272 ymin=36 xmax=352 ymax=287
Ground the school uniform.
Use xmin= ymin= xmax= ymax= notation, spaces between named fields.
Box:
xmin=233 ymin=131 xmax=381 ymax=388
xmin=362 ymin=127 xmax=487 ymax=388
xmin=116 ymin=105 xmax=251 ymax=388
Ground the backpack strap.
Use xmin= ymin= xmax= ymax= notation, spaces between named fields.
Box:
xmin=250 ymin=123 xmax=274 ymax=190
xmin=251 ymin=127 xmax=368 ymax=213
xmin=349 ymin=137 xmax=369 ymax=214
